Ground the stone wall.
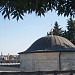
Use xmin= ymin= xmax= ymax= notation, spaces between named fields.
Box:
xmin=20 ymin=52 xmax=59 ymax=72
xmin=61 ymin=52 xmax=75 ymax=70
xmin=20 ymin=52 xmax=75 ymax=72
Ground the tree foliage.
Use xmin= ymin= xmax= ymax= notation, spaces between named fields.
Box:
xmin=60 ymin=18 xmax=75 ymax=45
xmin=66 ymin=18 xmax=75 ymax=44
xmin=0 ymin=0 xmax=75 ymax=21
xmin=47 ymin=21 xmax=63 ymax=36
xmin=53 ymin=21 xmax=63 ymax=36
xmin=48 ymin=19 xmax=75 ymax=45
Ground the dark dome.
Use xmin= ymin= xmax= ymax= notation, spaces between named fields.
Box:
xmin=20 ymin=35 xmax=75 ymax=54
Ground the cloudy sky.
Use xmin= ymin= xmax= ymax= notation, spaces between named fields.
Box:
xmin=0 ymin=11 xmax=69 ymax=55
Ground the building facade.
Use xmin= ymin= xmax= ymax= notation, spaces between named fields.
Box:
xmin=19 ymin=35 xmax=75 ymax=72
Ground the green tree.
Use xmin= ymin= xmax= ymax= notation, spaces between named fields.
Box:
xmin=53 ymin=21 xmax=63 ymax=36
xmin=0 ymin=0 xmax=75 ymax=21
xmin=62 ymin=30 xmax=68 ymax=39
xmin=66 ymin=18 xmax=75 ymax=44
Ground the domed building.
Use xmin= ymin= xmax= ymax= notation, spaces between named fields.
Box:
xmin=19 ymin=34 xmax=75 ymax=72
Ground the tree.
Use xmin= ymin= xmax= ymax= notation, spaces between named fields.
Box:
xmin=66 ymin=18 xmax=75 ymax=44
xmin=62 ymin=30 xmax=68 ymax=39
xmin=53 ymin=21 xmax=63 ymax=36
xmin=0 ymin=0 xmax=75 ymax=21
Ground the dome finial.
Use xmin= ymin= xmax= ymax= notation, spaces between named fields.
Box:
xmin=47 ymin=24 xmax=53 ymax=35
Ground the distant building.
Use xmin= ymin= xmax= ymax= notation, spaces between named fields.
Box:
xmin=0 ymin=52 xmax=3 ymax=60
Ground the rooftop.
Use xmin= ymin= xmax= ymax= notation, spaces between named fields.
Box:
xmin=19 ymin=35 xmax=75 ymax=54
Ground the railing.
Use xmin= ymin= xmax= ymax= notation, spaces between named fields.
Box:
xmin=0 ymin=63 xmax=20 ymax=68
xmin=0 ymin=70 xmax=75 ymax=75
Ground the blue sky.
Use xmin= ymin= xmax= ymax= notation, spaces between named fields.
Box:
xmin=0 ymin=11 xmax=69 ymax=55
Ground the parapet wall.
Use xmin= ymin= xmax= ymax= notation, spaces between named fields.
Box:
xmin=0 ymin=71 xmax=75 ymax=75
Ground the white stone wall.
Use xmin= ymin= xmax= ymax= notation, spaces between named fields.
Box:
xmin=20 ymin=52 xmax=75 ymax=72
xmin=61 ymin=52 xmax=75 ymax=70
xmin=20 ymin=52 xmax=59 ymax=72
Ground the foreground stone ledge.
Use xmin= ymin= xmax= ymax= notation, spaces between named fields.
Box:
xmin=0 ymin=70 xmax=75 ymax=75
